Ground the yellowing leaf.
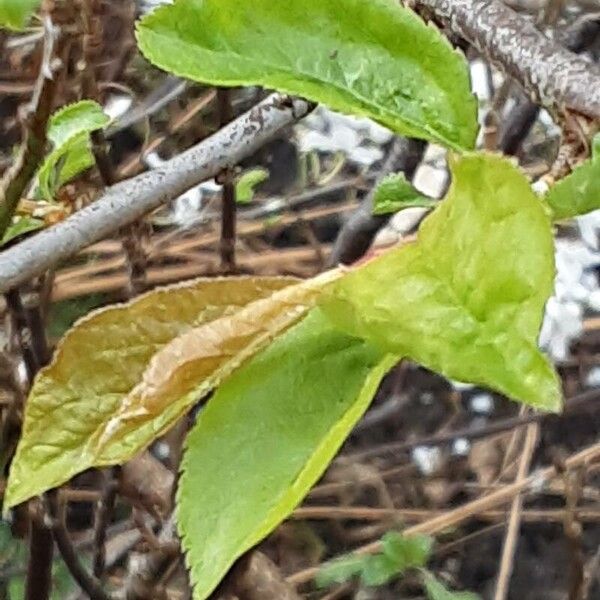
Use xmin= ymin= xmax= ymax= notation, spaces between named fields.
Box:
xmin=321 ymin=153 xmax=561 ymax=411
xmin=4 ymin=276 xmax=297 ymax=510
xmin=94 ymin=269 xmax=342 ymax=464
xmin=136 ymin=0 xmax=477 ymax=150
xmin=177 ymin=308 xmax=396 ymax=600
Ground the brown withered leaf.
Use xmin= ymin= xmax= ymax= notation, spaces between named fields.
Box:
xmin=93 ymin=269 xmax=343 ymax=463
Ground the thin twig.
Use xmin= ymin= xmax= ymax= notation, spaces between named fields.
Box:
xmin=25 ymin=503 xmax=54 ymax=600
xmin=0 ymin=17 xmax=59 ymax=238
xmin=46 ymin=491 xmax=113 ymax=600
xmin=92 ymin=471 xmax=119 ymax=580
xmin=288 ymin=439 xmax=600 ymax=586
xmin=0 ymin=94 xmax=311 ymax=293
xmin=291 ymin=506 xmax=600 ymax=524
xmin=582 ymin=544 xmax=600 ymax=600
xmin=493 ymin=422 xmax=538 ymax=600
xmin=120 ymin=514 xmax=179 ymax=600
xmin=554 ymin=451 xmax=587 ymax=600
xmin=218 ymin=88 xmax=237 ymax=271
xmin=342 ymin=387 xmax=600 ymax=462
xmin=79 ymin=0 xmax=147 ymax=297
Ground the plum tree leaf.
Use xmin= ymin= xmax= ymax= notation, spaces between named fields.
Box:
xmin=177 ymin=308 xmax=396 ymax=600
xmin=4 ymin=276 xmax=299 ymax=510
xmin=36 ymin=100 xmax=110 ymax=200
xmin=92 ymin=269 xmax=341 ymax=465
xmin=0 ymin=0 xmax=40 ymax=30
xmin=321 ymin=153 xmax=561 ymax=411
xmin=372 ymin=172 xmax=436 ymax=215
xmin=136 ymin=0 xmax=478 ymax=150
xmin=544 ymin=134 xmax=600 ymax=220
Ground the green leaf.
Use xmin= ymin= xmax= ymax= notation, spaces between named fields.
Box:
xmin=545 ymin=134 xmax=600 ymax=220
xmin=372 ymin=172 xmax=436 ymax=215
xmin=318 ymin=532 xmax=432 ymax=588
xmin=177 ymin=309 xmax=396 ymax=600
xmin=316 ymin=555 xmax=366 ymax=587
xmin=362 ymin=533 xmax=432 ymax=586
xmin=321 ymin=153 xmax=561 ymax=411
xmin=136 ymin=0 xmax=478 ymax=150
xmin=382 ymin=532 xmax=432 ymax=571
xmin=422 ymin=571 xmax=481 ymax=600
xmin=0 ymin=0 xmax=40 ymax=30
xmin=1 ymin=215 xmax=44 ymax=246
xmin=235 ymin=167 xmax=269 ymax=204
xmin=4 ymin=276 xmax=298 ymax=510
xmin=36 ymin=100 xmax=110 ymax=200
xmin=47 ymin=100 xmax=109 ymax=146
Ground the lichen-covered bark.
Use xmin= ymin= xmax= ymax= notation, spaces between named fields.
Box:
xmin=417 ymin=0 xmax=600 ymax=119
xmin=0 ymin=95 xmax=310 ymax=293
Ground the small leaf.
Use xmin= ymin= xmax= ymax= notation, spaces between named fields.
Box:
xmin=47 ymin=100 xmax=110 ymax=146
xmin=36 ymin=100 xmax=110 ymax=199
xmin=177 ymin=309 xmax=396 ymax=600
xmin=318 ymin=532 xmax=432 ymax=588
xmin=4 ymin=276 xmax=297 ymax=510
xmin=360 ymin=554 xmax=404 ymax=587
xmin=321 ymin=153 xmax=561 ymax=411
xmin=235 ymin=168 xmax=269 ymax=204
xmin=545 ymin=135 xmax=600 ymax=220
xmin=0 ymin=0 xmax=40 ymax=30
xmin=1 ymin=216 xmax=44 ymax=246
xmin=136 ymin=0 xmax=478 ymax=149
xmin=422 ymin=571 xmax=481 ymax=600
xmin=381 ymin=532 xmax=432 ymax=571
xmin=316 ymin=555 xmax=365 ymax=587
xmin=372 ymin=172 xmax=436 ymax=215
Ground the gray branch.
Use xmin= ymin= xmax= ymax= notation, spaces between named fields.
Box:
xmin=416 ymin=0 xmax=600 ymax=119
xmin=0 ymin=95 xmax=310 ymax=293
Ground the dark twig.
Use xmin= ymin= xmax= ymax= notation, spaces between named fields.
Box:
xmin=582 ymin=544 xmax=600 ymax=599
xmin=46 ymin=491 xmax=113 ymax=600
xmin=5 ymin=288 xmax=52 ymax=600
xmin=289 ymin=440 xmax=600 ymax=587
xmin=414 ymin=0 xmax=600 ymax=120
xmin=0 ymin=17 xmax=59 ymax=238
xmin=342 ymin=387 xmax=600 ymax=462
xmin=80 ymin=0 xmax=147 ymax=297
xmin=92 ymin=471 xmax=119 ymax=579
xmin=24 ymin=503 xmax=54 ymax=600
xmin=553 ymin=452 xmax=586 ymax=600
xmin=4 ymin=289 xmax=39 ymax=379
xmin=327 ymin=137 xmax=426 ymax=266
xmin=499 ymin=14 xmax=600 ymax=155
xmin=218 ymin=89 xmax=237 ymax=271
xmin=122 ymin=515 xmax=179 ymax=599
